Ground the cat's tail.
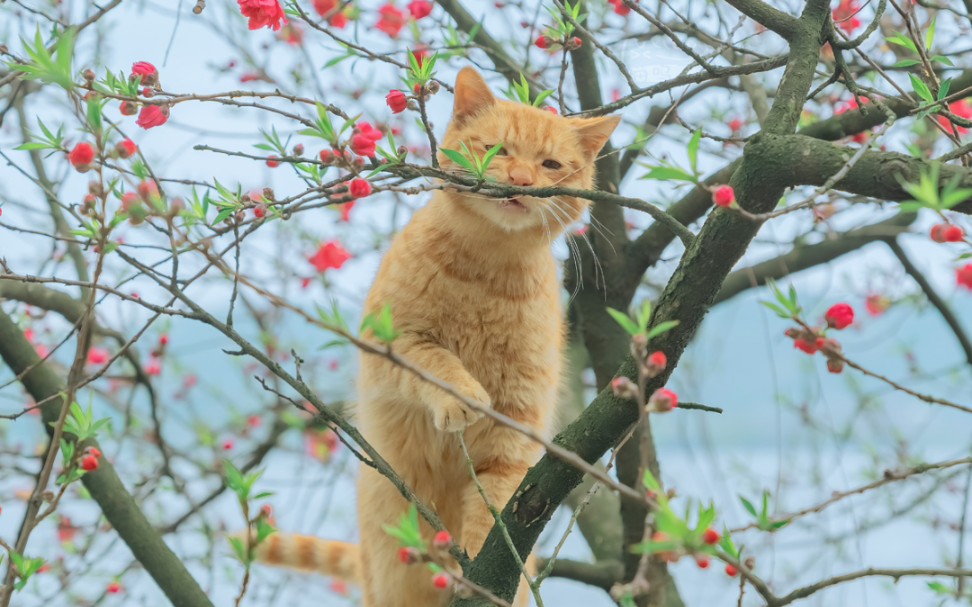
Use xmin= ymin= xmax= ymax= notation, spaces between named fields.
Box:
xmin=242 ymin=533 xmax=361 ymax=582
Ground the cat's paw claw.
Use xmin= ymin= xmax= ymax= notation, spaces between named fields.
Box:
xmin=431 ymin=384 xmax=491 ymax=432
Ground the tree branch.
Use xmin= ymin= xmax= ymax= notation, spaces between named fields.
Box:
xmin=885 ymin=238 xmax=972 ymax=366
xmin=714 ymin=213 xmax=916 ymax=304
xmin=724 ymin=0 xmax=799 ymax=40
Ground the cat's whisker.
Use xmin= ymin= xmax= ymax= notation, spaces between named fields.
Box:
xmin=545 ymin=199 xmax=586 ymax=299
xmin=548 ymin=196 xmax=608 ymax=293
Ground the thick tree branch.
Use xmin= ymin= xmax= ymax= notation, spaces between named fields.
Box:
xmin=724 ymin=0 xmax=799 ymax=39
xmin=738 ymin=133 xmax=972 ymax=215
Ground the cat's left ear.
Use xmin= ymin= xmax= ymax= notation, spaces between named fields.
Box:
xmin=570 ymin=115 xmax=621 ymax=161
xmin=453 ymin=67 xmax=496 ymax=123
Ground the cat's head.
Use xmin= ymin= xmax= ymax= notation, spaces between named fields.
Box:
xmin=437 ymin=68 xmax=620 ymax=234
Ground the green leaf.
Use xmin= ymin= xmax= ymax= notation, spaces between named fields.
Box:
xmin=646 ymin=320 xmax=679 ymax=341
xmin=640 ymin=165 xmax=696 ymax=182
xmin=642 ymin=469 xmax=661 ymax=492
xmin=15 ymin=142 xmax=54 ymax=151
xmin=229 ymin=536 xmax=248 ymax=563
xmin=481 ymin=143 xmax=504 ymax=168
xmin=440 ymin=148 xmax=476 ymax=173
xmin=532 ymin=89 xmax=554 ymax=107
xmin=886 ymin=34 xmax=918 ymax=54
xmin=360 ymin=304 xmax=400 ymax=343
xmin=909 ymin=74 xmax=934 ymax=104
xmin=930 ymin=55 xmax=953 ymax=66
xmin=687 ymin=129 xmax=701 ymax=174
xmin=925 ymin=16 xmax=936 ymax=51
xmin=606 ymin=307 xmax=640 ymax=336
xmin=926 ymin=581 xmax=950 ymax=594
xmin=937 ymin=79 xmax=951 ymax=102
xmin=635 ymin=301 xmax=652 ymax=333
xmin=760 ymin=301 xmax=791 ymax=319
xmin=892 ymin=59 xmax=920 ymax=68
xmin=739 ymin=495 xmax=757 ymax=518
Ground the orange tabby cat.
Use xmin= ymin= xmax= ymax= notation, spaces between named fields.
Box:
xmin=253 ymin=67 xmax=619 ymax=607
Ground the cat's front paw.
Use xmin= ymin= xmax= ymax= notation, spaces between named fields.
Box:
xmin=430 ymin=381 xmax=491 ymax=432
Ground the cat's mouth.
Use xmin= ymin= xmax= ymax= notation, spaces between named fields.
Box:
xmin=499 ymin=197 xmax=529 ymax=213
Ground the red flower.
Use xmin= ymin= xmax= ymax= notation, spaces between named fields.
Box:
xmin=351 ymin=133 xmax=377 ymax=157
xmin=350 ymin=178 xmax=373 ymax=198
xmin=130 ymin=61 xmax=158 ymax=87
xmin=865 ymin=293 xmax=890 ymax=316
xmin=944 ymin=225 xmax=965 ymax=242
xmin=398 ymin=547 xmax=419 ymax=564
xmin=832 ymin=0 xmax=862 ymax=34
xmin=266 ymin=156 xmax=281 ymax=168
xmin=81 ymin=454 xmax=99 ymax=472
xmin=115 ymin=138 xmax=138 ymax=159
xmin=339 ymin=201 xmax=355 ymax=222
xmin=431 ymin=572 xmax=450 ymax=590
xmin=136 ymin=104 xmax=169 ymax=129
xmin=611 ymin=376 xmax=637 ymax=399
xmin=824 ymin=303 xmax=854 ymax=330
xmin=137 ymin=180 xmax=160 ymax=201
xmin=793 ymin=338 xmax=818 ymax=355
xmin=107 ymin=582 xmax=122 ymax=594
xmin=87 ymin=347 xmax=109 ymax=366
xmin=695 ymin=556 xmax=710 ymax=569
xmin=309 ymin=241 xmax=351 ymax=272
xmin=386 ymin=89 xmax=408 ymax=113
xmin=535 ymin=35 xmax=550 ymax=49
xmin=647 ymin=351 xmax=667 ymax=369
xmin=278 ymin=23 xmax=304 ymax=45
xmin=702 ymin=528 xmax=720 ymax=545
xmin=330 ymin=12 xmax=348 ymax=28
xmin=120 ymin=100 xmax=138 ymax=116
xmin=313 ymin=0 xmax=336 ymax=16
xmin=958 ymin=264 xmax=972 ymax=290
xmin=376 ymin=4 xmax=406 ymax=38
xmin=712 ymin=185 xmax=735 ymax=208
xmin=728 ymin=118 xmax=744 ymax=132
xmin=432 ymin=530 xmax=452 ymax=548
xmin=608 ymin=0 xmax=630 ymax=15
xmin=223 ymin=440 xmax=234 ymax=451
xmin=826 ymin=358 xmax=845 ymax=374
xmin=350 ymin=123 xmax=382 ymax=157
xmin=725 ymin=564 xmax=738 ymax=577
xmin=408 ymin=0 xmax=432 ymax=19
xmin=146 ymin=358 xmax=162 ymax=376
xmin=649 ymin=387 xmax=678 ymax=412
xmin=936 ymin=99 xmax=972 ymax=136
xmin=329 ymin=580 xmax=349 ymax=596
xmin=68 ymin=143 xmax=96 ymax=171
xmin=237 ymin=0 xmax=288 ymax=31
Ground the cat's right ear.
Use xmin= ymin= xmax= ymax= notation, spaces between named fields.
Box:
xmin=453 ymin=68 xmax=496 ymax=123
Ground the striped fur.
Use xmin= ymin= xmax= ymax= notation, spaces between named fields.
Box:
xmin=251 ymin=534 xmax=359 ymax=581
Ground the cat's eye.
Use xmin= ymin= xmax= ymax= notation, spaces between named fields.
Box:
xmin=484 ymin=144 xmax=507 ymax=156
xmin=542 ymin=159 xmax=562 ymax=170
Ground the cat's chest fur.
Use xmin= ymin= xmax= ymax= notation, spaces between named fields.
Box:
xmin=368 ymin=209 xmax=564 ymax=414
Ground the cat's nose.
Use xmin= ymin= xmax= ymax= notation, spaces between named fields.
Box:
xmin=508 ymin=165 xmax=534 ymax=187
